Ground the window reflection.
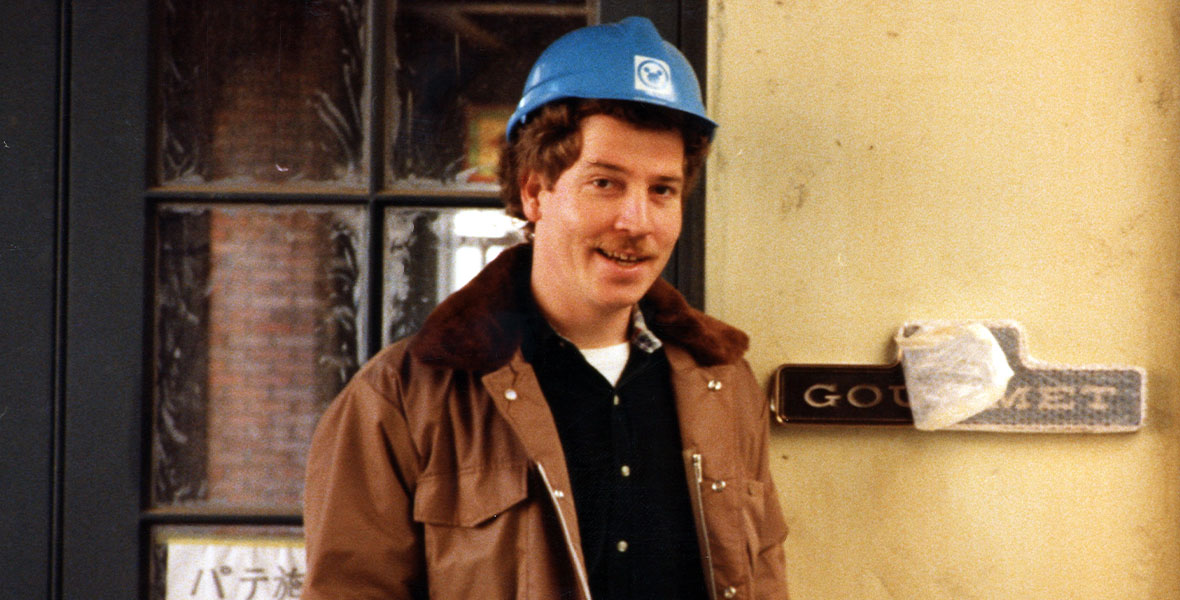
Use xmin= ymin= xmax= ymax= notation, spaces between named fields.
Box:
xmin=384 ymin=207 xmax=525 ymax=343
xmin=151 ymin=204 xmax=367 ymax=510
xmin=155 ymin=0 xmax=367 ymax=188
xmin=385 ymin=1 xmax=592 ymax=189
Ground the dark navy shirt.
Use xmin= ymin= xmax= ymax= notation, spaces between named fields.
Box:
xmin=521 ymin=302 xmax=708 ymax=600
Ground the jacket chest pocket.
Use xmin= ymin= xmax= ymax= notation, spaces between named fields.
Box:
xmin=412 ymin=464 xmax=535 ymax=598
xmin=413 ymin=464 xmax=529 ymax=527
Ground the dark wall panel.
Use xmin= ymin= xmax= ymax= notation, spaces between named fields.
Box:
xmin=62 ymin=2 xmax=149 ymax=599
xmin=0 ymin=2 xmax=61 ymax=600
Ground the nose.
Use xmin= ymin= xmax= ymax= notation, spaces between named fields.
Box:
xmin=613 ymin=186 xmax=652 ymax=234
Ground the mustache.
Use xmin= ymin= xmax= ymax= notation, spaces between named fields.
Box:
xmin=595 ymin=238 xmax=656 ymax=258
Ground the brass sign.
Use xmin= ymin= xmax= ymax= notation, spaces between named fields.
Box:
xmin=771 ymin=322 xmax=1145 ymax=432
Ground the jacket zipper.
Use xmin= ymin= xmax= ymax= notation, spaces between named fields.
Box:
xmin=535 ymin=461 xmax=594 ymax=600
xmin=690 ymin=452 xmax=719 ymax=600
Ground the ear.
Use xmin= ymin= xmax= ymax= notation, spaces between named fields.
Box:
xmin=520 ymin=171 xmax=545 ymax=222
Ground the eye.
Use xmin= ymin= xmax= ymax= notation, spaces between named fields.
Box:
xmin=651 ymin=184 xmax=680 ymax=198
xmin=591 ymin=177 xmax=614 ymax=190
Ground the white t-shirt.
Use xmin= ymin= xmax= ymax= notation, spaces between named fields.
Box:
xmin=579 ymin=342 xmax=631 ymax=387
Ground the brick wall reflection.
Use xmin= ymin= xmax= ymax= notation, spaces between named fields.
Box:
xmin=205 ymin=209 xmax=340 ymax=507
xmin=159 ymin=0 xmax=365 ymax=185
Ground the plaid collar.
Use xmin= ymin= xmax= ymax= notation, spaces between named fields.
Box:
xmin=630 ymin=306 xmax=663 ymax=354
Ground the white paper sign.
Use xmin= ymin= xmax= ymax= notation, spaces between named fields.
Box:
xmin=165 ymin=537 xmax=306 ymax=600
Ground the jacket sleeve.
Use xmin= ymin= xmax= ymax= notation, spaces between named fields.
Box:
xmin=742 ymin=361 xmax=790 ymax=599
xmin=303 ymin=370 xmax=426 ymax=600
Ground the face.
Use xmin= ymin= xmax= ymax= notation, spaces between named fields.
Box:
xmin=522 ymin=113 xmax=685 ymax=325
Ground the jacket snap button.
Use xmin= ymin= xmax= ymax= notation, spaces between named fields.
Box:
xmin=723 ymin=586 xmax=737 ymax=598
xmin=712 ymin=480 xmax=727 ymax=492
xmin=504 ymin=389 xmax=518 ymax=401
xmin=553 ymin=489 xmax=565 ymax=499
xmin=707 ymin=379 xmax=722 ymax=391
xmin=616 ymin=540 xmax=628 ymax=553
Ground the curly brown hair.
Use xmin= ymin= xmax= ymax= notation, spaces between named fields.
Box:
xmin=497 ymin=99 xmax=712 ymax=232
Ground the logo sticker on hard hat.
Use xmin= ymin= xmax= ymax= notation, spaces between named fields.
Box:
xmin=634 ymin=55 xmax=675 ymax=100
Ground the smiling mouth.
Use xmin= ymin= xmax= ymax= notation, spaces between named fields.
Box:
xmin=597 ymin=248 xmax=648 ymax=266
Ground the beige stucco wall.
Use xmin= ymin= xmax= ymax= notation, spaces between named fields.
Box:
xmin=705 ymin=1 xmax=1180 ymax=598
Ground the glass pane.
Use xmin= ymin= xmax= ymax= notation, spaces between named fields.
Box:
xmin=384 ymin=207 xmax=525 ymax=344
xmin=384 ymin=1 xmax=594 ymax=190
xmin=150 ymin=525 xmax=304 ymax=600
xmin=152 ymin=204 xmax=368 ymax=510
xmin=155 ymin=0 xmax=368 ymax=189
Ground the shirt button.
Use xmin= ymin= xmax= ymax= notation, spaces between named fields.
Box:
xmin=620 ymin=465 xmax=631 ymax=477
xmin=707 ymin=379 xmax=723 ymax=391
xmin=723 ymin=586 xmax=738 ymax=598
xmin=553 ymin=489 xmax=565 ymax=499
xmin=504 ymin=389 xmax=518 ymax=401
xmin=712 ymin=480 xmax=727 ymax=492
xmin=616 ymin=540 xmax=629 ymax=553
xmin=612 ymin=394 xmax=620 ymax=406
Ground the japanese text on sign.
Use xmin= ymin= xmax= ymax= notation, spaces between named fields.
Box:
xmin=165 ymin=537 xmax=306 ymax=600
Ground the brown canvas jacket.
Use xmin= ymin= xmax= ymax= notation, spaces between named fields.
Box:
xmin=304 ymin=244 xmax=789 ymax=600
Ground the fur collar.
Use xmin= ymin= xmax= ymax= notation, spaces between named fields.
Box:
xmin=409 ymin=244 xmax=749 ymax=371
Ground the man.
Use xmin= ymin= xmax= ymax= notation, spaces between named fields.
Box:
xmin=304 ymin=16 xmax=788 ymax=600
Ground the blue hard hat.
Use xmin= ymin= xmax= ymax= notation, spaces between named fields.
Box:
xmin=506 ymin=16 xmax=717 ymax=141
